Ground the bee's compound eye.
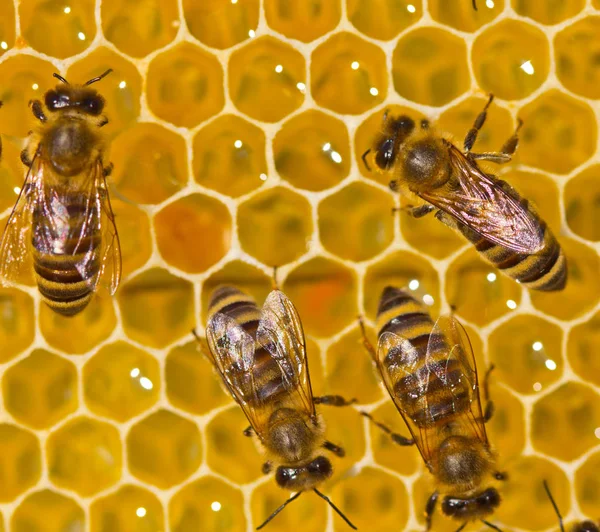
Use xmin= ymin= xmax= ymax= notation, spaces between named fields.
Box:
xmin=275 ymin=466 xmax=298 ymax=488
xmin=307 ymin=456 xmax=332 ymax=476
xmin=478 ymin=488 xmax=500 ymax=508
xmin=375 ymin=138 xmax=395 ymax=170
xmin=83 ymin=97 xmax=103 ymax=115
xmin=45 ymin=91 xmax=59 ymax=110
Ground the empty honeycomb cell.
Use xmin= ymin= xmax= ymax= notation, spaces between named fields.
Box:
xmin=575 ymin=451 xmax=600 ymax=520
xmin=166 ymin=340 xmax=231 ymax=415
xmin=117 ymin=268 xmax=195 ymax=349
xmin=11 ymin=490 xmax=84 ymax=532
xmin=363 ymin=250 xmax=441 ymax=321
xmin=238 ymin=187 xmax=312 ymax=266
xmin=66 ymin=47 xmax=142 ymax=138
xmin=265 ymin=0 xmax=340 ymax=43
xmin=392 ymin=27 xmax=469 ymax=107
xmin=330 ymin=466 xmax=409 ymax=532
xmin=445 ymin=248 xmax=522 ymax=326
xmin=488 ymin=315 xmax=563 ymax=395
xmin=0 ymin=424 xmax=41 ymax=502
xmin=555 ymin=16 xmax=600 ymax=99
xmin=348 ymin=0 xmax=422 ymax=40
xmin=205 ymin=405 xmax=264 ymax=485
xmin=429 ymin=0 xmax=503 ymax=32
xmin=0 ymin=55 xmax=56 ymax=138
xmin=147 ymin=43 xmax=224 ymax=128
xmin=193 ymin=114 xmax=268 ymax=198
xmin=110 ymin=122 xmax=187 ymax=205
xmin=170 ymin=476 xmax=246 ymax=532
xmin=517 ymin=89 xmax=597 ymax=175
xmin=325 ymin=325 xmax=383 ymax=406
xmin=47 ymin=416 xmax=121 ymax=496
xmin=311 ymin=32 xmax=386 ymax=115
xmin=595 ymin=0 xmax=600 ymax=9
xmin=568 ymin=311 xmax=600 ymax=387
xmin=110 ymin=200 xmax=152 ymax=279
xmin=40 ymin=295 xmax=117 ymax=355
xmin=273 ymin=110 xmax=350 ymax=192
xmin=530 ymin=238 xmax=600 ymax=321
xmin=282 ymin=257 xmax=357 ymax=337
xmin=472 ymin=19 xmax=549 ymax=101
xmin=83 ymin=341 xmax=160 ymax=422
xmin=90 ymin=484 xmax=164 ymax=532
xmin=200 ymin=260 xmax=271 ymax=323
xmin=0 ymin=2 xmax=15 ymax=56
xmin=155 ymin=194 xmax=232 ymax=273
xmin=513 ymin=0 xmax=585 ymax=25
xmin=319 ymin=182 xmax=394 ymax=262
xmin=102 ymin=0 xmax=178 ymax=57
xmin=229 ymin=36 xmax=305 ymax=124
xmin=369 ymin=400 xmax=421 ymax=477
xmin=0 ymin=288 xmax=34 ymax=363
xmin=565 ymin=164 xmax=600 ymax=241
xmin=19 ymin=0 xmax=95 ymax=58
xmin=532 ymin=382 xmax=600 ymax=461
xmin=3 ymin=349 xmax=77 ymax=430
xmin=251 ymin=481 xmax=326 ymax=532
xmin=495 ymin=456 xmax=568 ymax=529
xmin=127 ymin=409 xmax=202 ymax=489
xmin=184 ymin=0 xmax=258 ymax=49
xmin=486 ymin=382 xmax=526 ymax=461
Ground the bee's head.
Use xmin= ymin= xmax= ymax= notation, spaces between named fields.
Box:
xmin=441 ymin=487 xmax=501 ymax=520
xmin=275 ymin=456 xmax=332 ymax=491
xmin=573 ymin=522 xmax=600 ymax=532
xmin=44 ymin=69 xmax=111 ymax=116
xmin=370 ymin=114 xmax=416 ymax=171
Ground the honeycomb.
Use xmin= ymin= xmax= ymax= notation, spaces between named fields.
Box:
xmin=0 ymin=0 xmax=598 ymax=530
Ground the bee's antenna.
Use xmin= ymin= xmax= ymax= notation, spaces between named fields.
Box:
xmin=454 ymin=524 xmax=468 ymax=532
xmin=472 ymin=0 xmax=478 ymax=10
xmin=543 ymin=480 xmax=565 ymax=532
xmin=313 ymin=488 xmax=357 ymax=530
xmin=53 ymin=73 xmax=69 ymax=84
xmin=481 ymin=520 xmax=502 ymax=532
xmin=361 ymin=149 xmax=372 ymax=172
xmin=85 ymin=68 xmax=113 ymax=86
xmin=256 ymin=491 xmax=302 ymax=530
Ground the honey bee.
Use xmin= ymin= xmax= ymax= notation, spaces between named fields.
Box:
xmin=0 ymin=70 xmax=121 ymax=316
xmin=363 ymin=95 xmax=566 ymax=292
xmin=544 ymin=480 xmax=599 ymax=532
xmin=360 ymin=286 xmax=505 ymax=531
xmin=200 ymin=285 xmax=356 ymax=530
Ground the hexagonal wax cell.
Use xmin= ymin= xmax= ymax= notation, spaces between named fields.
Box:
xmin=532 ymin=382 xmax=600 ymax=462
xmin=238 ymin=187 xmax=312 ymax=266
xmin=485 ymin=382 xmax=526 ymax=461
xmin=575 ymin=450 xmax=600 ymax=519
xmin=472 ymin=19 xmax=549 ymax=101
xmin=0 ymin=1 xmax=15 ymax=56
xmin=428 ymin=0 xmax=502 ymax=32
xmin=3 ymin=349 xmax=77 ymax=429
xmin=19 ymin=0 xmax=96 ymax=58
xmin=155 ymin=193 xmax=232 ymax=274
xmin=265 ymin=0 xmax=340 ymax=42
xmin=311 ymin=32 xmax=386 ymax=114
xmin=102 ymin=0 xmax=178 ymax=57
xmin=318 ymin=182 xmax=394 ymax=262
xmin=193 ymin=114 xmax=268 ymax=198
xmin=11 ymin=490 xmax=84 ymax=532
xmin=90 ymin=485 xmax=163 ymax=532
xmin=117 ymin=268 xmax=195 ymax=349
xmin=0 ymin=424 xmax=41 ymax=502
xmin=0 ymin=287 xmax=35 ymax=363
xmin=392 ymin=27 xmax=469 ymax=106
xmin=568 ymin=311 xmax=600 ymax=387
xmin=127 ymin=409 xmax=202 ymax=489
xmin=170 ymin=476 xmax=246 ymax=531
xmin=512 ymin=0 xmax=585 ymax=25
xmin=147 ymin=42 xmax=224 ymax=128
xmin=348 ymin=0 xmax=423 ymax=41
xmin=83 ymin=341 xmax=160 ymax=422
xmin=274 ymin=110 xmax=350 ymax=192
xmin=565 ymin=164 xmax=600 ymax=242
xmin=229 ymin=36 xmax=305 ymax=122
xmin=183 ymin=0 xmax=259 ymax=49
xmin=517 ymin=89 xmax=596 ymax=175
xmin=47 ymin=416 xmax=121 ymax=497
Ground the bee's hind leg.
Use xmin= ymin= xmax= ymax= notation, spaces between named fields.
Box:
xmin=361 ymin=412 xmax=414 ymax=446
xmin=393 ymin=204 xmax=435 ymax=218
xmin=482 ymin=364 xmax=496 ymax=423
xmin=313 ymin=395 xmax=356 ymax=407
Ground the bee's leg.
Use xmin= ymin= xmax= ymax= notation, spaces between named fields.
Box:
xmin=425 ymin=491 xmax=439 ymax=531
xmin=243 ymin=425 xmax=254 ymax=437
xmin=464 ymin=93 xmax=494 ymax=153
xmin=98 ymin=116 xmax=109 ymax=128
xmin=29 ymin=100 xmax=47 ymax=122
xmin=420 ymin=119 xmax=430 ymax=130
xmin=313 ymin=395 xmax=356 ymax=407
xmin=323 ymin=440 xmax=345 ymax=457
xmin=358 ymin=315 xmax=377 ymax=361
xmin=20 ymin=149 xmax=33 ymax=168
xmin=103 ymin=162 xmax=114 ymax=177
xmin=394 ymin=204 xmax=436 ymax=218
xmin=361 ymin=412 xmax=414 ymax=446
xmin=483 ymin=364 xmax=495 ymax=423
xmin=468 ymin=118 xmax=523 ymax=164
xmin=262 ymin=461 xmax=272 ymax=474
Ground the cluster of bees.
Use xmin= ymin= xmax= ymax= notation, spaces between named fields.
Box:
xmin=0 ymin=54 xmax=594 ymax=532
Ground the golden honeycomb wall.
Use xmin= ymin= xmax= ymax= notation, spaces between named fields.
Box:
xmin=0 ymin=0 xmax=599 ymax=531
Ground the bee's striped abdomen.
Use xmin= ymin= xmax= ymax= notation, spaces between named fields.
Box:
xmin=376 ymin=286 xmax=471 ymax=428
